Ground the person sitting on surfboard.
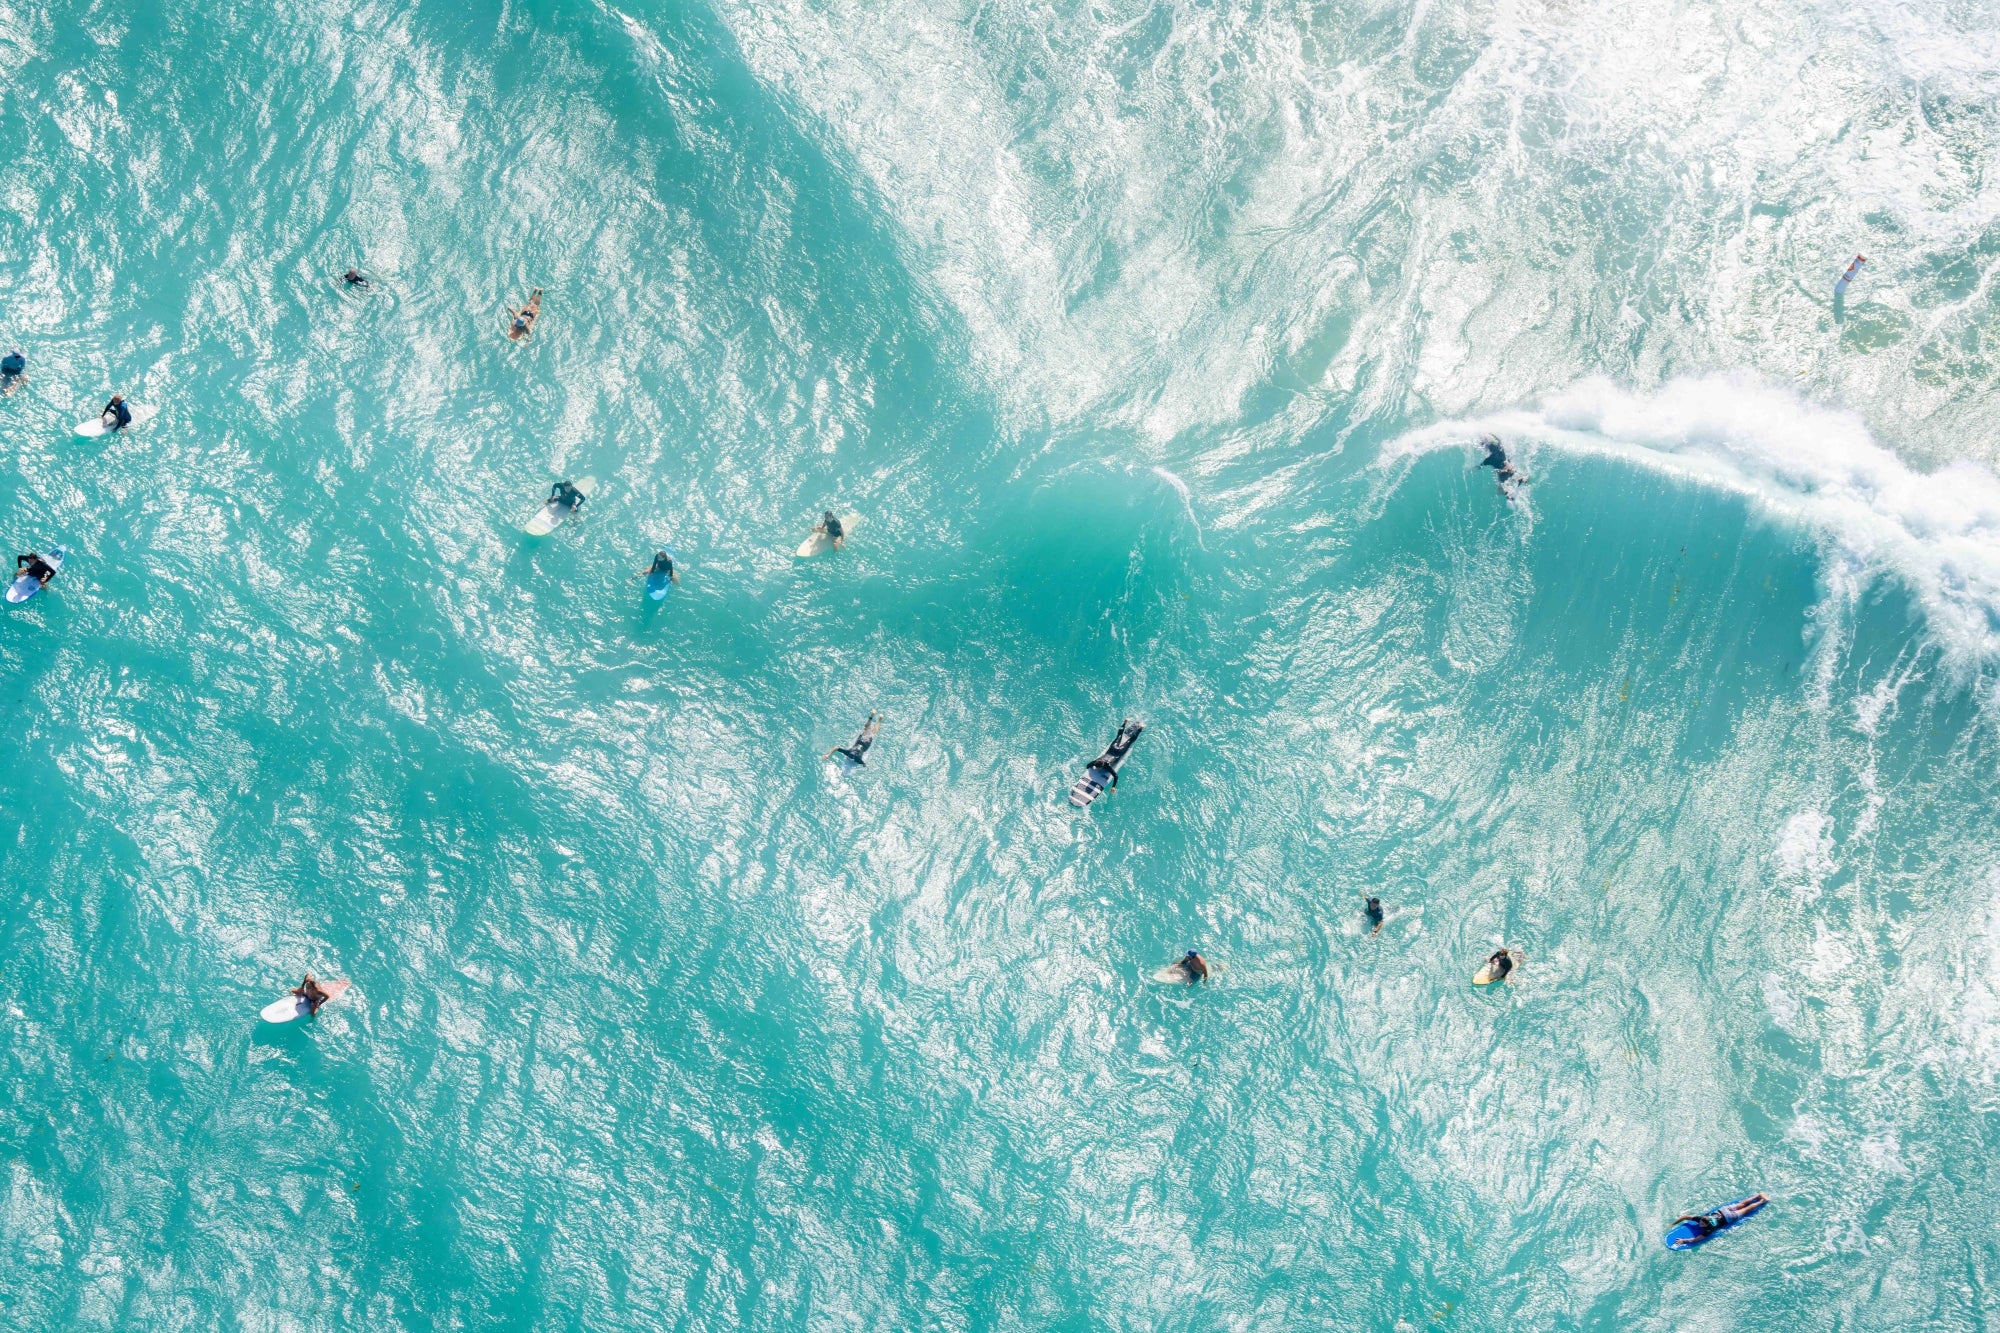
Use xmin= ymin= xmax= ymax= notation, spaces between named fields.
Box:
xmin=1479 ymin=436 xmax=1518 ymax=488
xmin=101 ymin=394 xmax=132 ymax=432
xmin=1365 ymin=897 xmax=1384 ymax=935
xmin=15 ymin=552 xmax=55 ymax=588
xmin=1484 ymin=948 xmax=1514 ymax=982
xmin=508 ymin=288 xmax=543 ymax=341
xmin=548 ymin=479 xmax=586 ymax=515
xmin=1179 ymin=951 xmax=1209 ymax=984
xmin=825 ymin=712 xmax=880 ymax=765
xmin=631 ymin=550 xmax=678 ymax=587
xmin=0 ymin=349 xmax=23 ymax=382
xmin=342 ymin=268 xmax=371 ymax=289
xmin=818 ymin=510 xmax=846 ymax=550
xmin=292 ymin=974 xmax=332 ymax=1015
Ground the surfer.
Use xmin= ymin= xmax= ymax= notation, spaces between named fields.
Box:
xmin=548 ymin=479 xmax=587 ymax=517
xmin=1483 ymin=947 xmax=1515 ymax=983
xmin=825 ymin=711 xmax=881 ymax=765
xmin=342 ymin=267 xmax=371 ymax=290
xmin=1672 ymin=1195 xmax=1766 ymax=1244
xmin=1834 ymin=254 xmax=1866 ymax=296
xmin=1479 ymin=435 xmax=1519 ymax=488
xmin=1365 ymin=897 xmax=1384 ymax=935
xmin=1179 ymin=951 xmax=1209 ymax=984
xmin=101 ymin=394 xmax=133 ymax=432
xmin=292 ymin=974 xmax=332 ymax=1016
xmin=0 ymin=348 xmax=23 ymax=387
xmin=817 ymin=510 xmax=846 ymax=551
xmin=14 ymin=552 xmax=56 ymax=589
xmin=630 ymin=549 xmax=679 ymax=587
xmin=508 ymin=287 xmax=543 ymax=341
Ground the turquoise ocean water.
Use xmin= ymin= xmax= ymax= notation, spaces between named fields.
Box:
xmin=7 ymin=0 xmax=2000 ymax=1327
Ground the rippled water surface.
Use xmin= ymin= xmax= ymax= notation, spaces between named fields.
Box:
xmin=6 ymin=0 xmax=2000 ymax=1328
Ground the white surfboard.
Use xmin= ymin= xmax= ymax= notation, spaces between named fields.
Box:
xmin=1151 ymin=959 xmax=1222 ymax=984
xmin=523 ymin=476 xmax=597 ymax=536
xmin=6 ymin=546 xmax=65 ymax=604
xmin=261 ymin=977 xmax=352 ymax=1023
xmin=1473 ymin=953 xmax=1515 ymax=986
xmin=74 ymin=403 xmax=158 ymax=438
xmin=795 ymin=512 xmax=860 ymax=559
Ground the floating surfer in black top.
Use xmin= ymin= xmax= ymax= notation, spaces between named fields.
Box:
xmin=826 ymin=712 xmax=881 ymax=765
xmin=1479 ymin=435 xmax=1521 ymax=491
xmin=1365 ymin=897 xmax=1384 ymax=935
xmin=1069 ymin=718 xmax=1144 ymax=807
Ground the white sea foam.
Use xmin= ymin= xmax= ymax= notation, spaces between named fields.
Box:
xmin=706 ymin=0 xmax=2000 ymax=457
xmin=1383 ymin=375 xmax=2000 ymax=663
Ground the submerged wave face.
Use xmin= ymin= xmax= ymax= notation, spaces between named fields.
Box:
xmin=4 ymin=1 xmax=2000 ymax=1330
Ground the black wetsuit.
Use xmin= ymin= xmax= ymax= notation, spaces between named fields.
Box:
xmin=1487 ymin=949 xmax=1513 ymax=981
xmin=1366 ymin=898 xmax=1384 ymax=931
xmin=833 ymin=715 xmax=879 ymax=765
xmin=822 ymin=512 xmax=844 ymax=544
xmin=550 ymin=482 xmax=584 ymax=513
xmin=0 ymin=351 xmax=23 ymax=377
xmin=343 ymin=270 xmax=370 ymax=289
xmin=105 ymin=398 xmax=132 ymax=430
xmin=649 ymin=553 xmax=674 ymax=580
xmin=16 ymin=554 xmax=54 ymax=585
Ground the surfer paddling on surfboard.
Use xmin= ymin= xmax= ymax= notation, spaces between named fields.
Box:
xmin=1068 ymin=718 xmax=1144 ymax=808
xmin=1479 ymin=436 xmax=1523 ymax=492
xmin=508 ymin=288 xmax=543 ymax=341
xmin=826 ymin=712 xmax=881 ymax=765
xmin=342 ymin=267 xmax=371 ymax=290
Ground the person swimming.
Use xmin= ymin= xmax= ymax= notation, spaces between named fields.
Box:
xmin=1834 ymin=254 xmax=1866 ymax=296
xmin=508 ymin=288 xmax=543 ymax=341
xmin=548 ymin=479 xmax=586 ymax=515
xmin=1365 ymin=897 xmax=1384 ymax=935
xmin=342 ymin=268 xmax=371 ymax=289
xmin=1484 ymin=947 xmax=1514 ymax=982
xmin=818 ymin=510 xmax=845 ymax=550
xmin=631 ymin=549 xmax=678 ymax=587
xmin=1479 ymin=435 xmax=1519 ymax=487
xmin=101 ymin=394 xmax=132 ymax=431
xmin=1179 ymin=951 xmax=1209 ymax=984
xmin=825 ymin=711 xmax=881 ymax=765
xmin=15 ymin=552 xmax=56 ymax=588
xmin=292 ymin=974 xmax=332 ymax=1015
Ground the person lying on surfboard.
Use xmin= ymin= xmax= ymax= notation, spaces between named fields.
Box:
xmin=508 ymin=288 xmax=543 ymax=341
xmin=1179 ymin=951 xmax=1209 ymax=984
xmin=1479 ymin=436 xmax=1520 ymax=489
xmin=342 ymin=267 xmax=371 ymax=290
xmin=101 ymin=394 xmax=132 ymax=432
xmin=630 ymin=550 xmax=679 ymax=586
xmin=292 ymin=974 xmax=332 ymax=1015
xmin=816 ymin=510 xmax=846 ymax=550
xmin=825 ymin=712 xmax=880 ymax=765
xmin=1672 ymin=1195 xmax=1767 ymax=1244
